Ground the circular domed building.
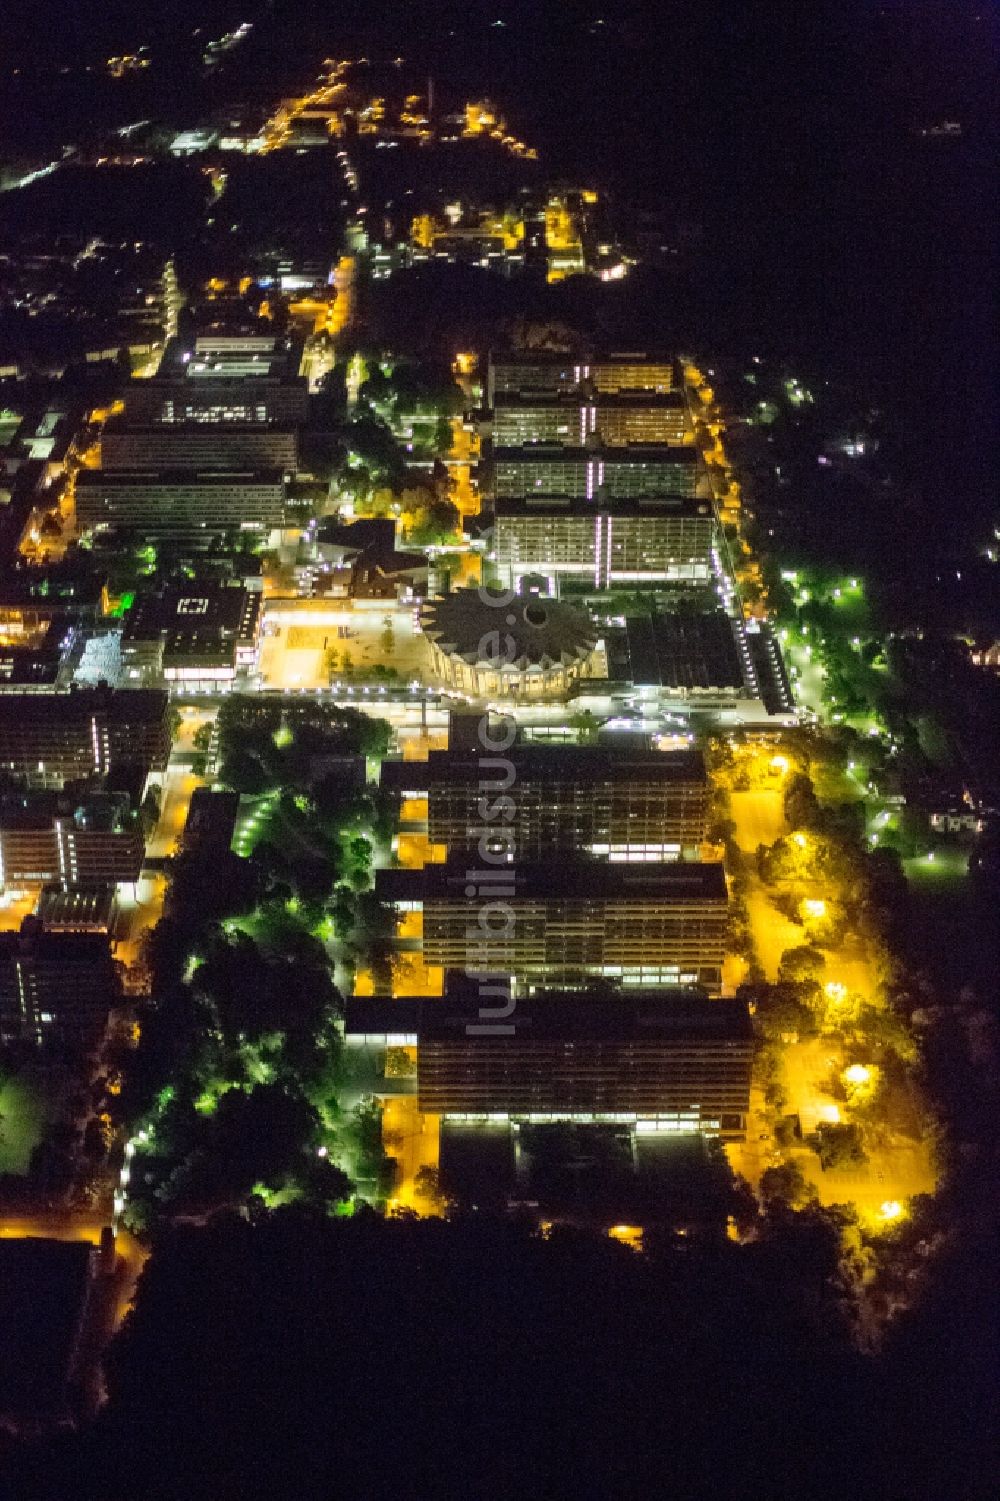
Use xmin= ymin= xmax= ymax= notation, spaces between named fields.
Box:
xmin=419 ymin=588 xmax=598 ymax=700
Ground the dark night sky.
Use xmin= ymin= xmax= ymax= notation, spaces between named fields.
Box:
xmin=1 ymin=1 xmax=995 ymax=524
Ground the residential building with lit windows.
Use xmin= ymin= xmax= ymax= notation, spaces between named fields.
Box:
xmin=0 ymin=687 xmax=170 ymax=788
xmin=75 ymin=469 xmax=285 ymax=533
xmin=344 ymin=987 xmax=752 ymax=1139
xmin=375 ymin=859 xmax=728 ymax=991
xmin=491 ymin=495 xmax=714 ymax=590
xmin=382 ymin=743 xmax=708 ymax=860
xmin=490 ymin=445 xmax=698 ymax=500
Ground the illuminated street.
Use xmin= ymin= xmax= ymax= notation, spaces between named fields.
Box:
xmin=146 ymin=768 xmax=205 ymax=859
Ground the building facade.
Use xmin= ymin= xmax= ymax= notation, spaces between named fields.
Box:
xmin=0 ymin=796 xmax=144 ymax=888
xmin=376 ymin=860 xmax=729 ymax=991
xmin=384 ymin=744 xmax=708 ymax=859
xmin=0 ymin=688 xmax=170 ymax=788
xmin=75 ymin=469 xmax=285 ymax=533
xmin=346 ymin=990 xmax=752 ymax=1138
xmin=492 ymin=496 xmax=714 ymax=589
xmin=123 ymin=380 xmax=308 ymax=425
xmin=487 ymin=352 xmax=676 ymax=403
xmin=0 ymin=920 xmax=119 ymax=1048
xmin=122 ymin=334 xmax=309 ymax=426
xmin=100 ymin=421 xmax=299 ymax=473
xmin=490 ymin=446 xmax=698 ymax=500
xmin=489 ymin=393 xmax=688 ymax=448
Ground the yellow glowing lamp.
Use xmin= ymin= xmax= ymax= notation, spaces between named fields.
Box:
xmin=608 ymin=1224 xmax=643 ymax=1251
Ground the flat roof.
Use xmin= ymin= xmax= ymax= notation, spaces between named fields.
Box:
xmin=493 ymin=445 xmax=697 ymax=464
xmin=154 ymin=335 xmax=304 ymax=385
xmin=183 ymin=788 xmax=239 ymax=849
xmin=77 ymin=468 xmax=284 ymax=488
xmin=492 ymin=391 xmax=685 ymax=409
xmin=493 ymin=494 xmax=711 ymax=519
xmin=381 ymin=745 xmax=706 ymax=793
xmin=489 ymin=350 xmax=676 ymax=366
xmin=0 ymin=1239 xmax=94 ymax=1418
xmin=124 ymin=583 xmax=260 ymax=652
xmin=0 ymin=686 xmax=168 ymax=725
xmin=375 ymin=859 xmax=727 ymax=903
xmin=0 ymin=790 xmax=132 ymax=832
xmin=346 ymin=990 xmax=751 ymax=1042
xmin=35 ymin=885 xmax=116 ymax=933
xmin=605 ymin=613 xmax=747 ymax=692
xmin=102 ymin=418 xmax=297 ymax=438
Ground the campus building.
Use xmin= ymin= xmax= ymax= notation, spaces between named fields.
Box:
xmin=0 ymin=917 xmax=119 ymax=1048
xmin=121 ymin=581 xmax=262 ymax=690
xmin=490 ymin=445 xmax=698 ymax=500
xmin=419 ymin=589 xmax=599 ymax=700
xmin=486 ymin=352 xmax=676 ymax=403
xmin=345 ymin=988 xmax=752 ymax=1139
xmin=491 ymin=495 xmax=715 ymax=591
xmin=100 ymin=419 xmax=299 ymax=473
xmin=375 ymin=859 xmax=728 ymax=991
xmin=601 ymin=611 xmax=795 ymax=717
xmin=488 ymin=392 xmax=688 ymax=448
xmin=0 ymin=687 xmax=170 ymax=788
xmin=0 ymin=605 xmax=77 ymax=691
xmin=383 ymin=742 xmax=709 ymax=859
xmin=0 ymin=790 xmax=145 ymax=888
xmin=122 ymin=334 xmax=309 ymax=426
xmin=75 ymin=469 xmax=285 ymax=533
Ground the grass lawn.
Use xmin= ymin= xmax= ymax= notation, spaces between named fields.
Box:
xmin=903 ymin=847 xmax=969 ymax=892
xmin=0 ymin=1074 xmax=50 ymax=1176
